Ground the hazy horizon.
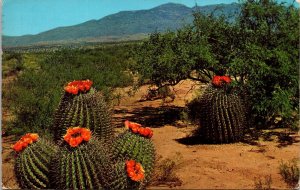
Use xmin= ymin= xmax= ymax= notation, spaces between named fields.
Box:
xmin=2 ymin=0 xmax=297 ymax=37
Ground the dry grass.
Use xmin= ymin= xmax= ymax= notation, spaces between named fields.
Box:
xmin=254 ymin=175 xmax=273 ymax=190
xmin=279 ymin=158 xmax=299 ymax=188
xmin=150 ymin=153 xmax=183 ymax=188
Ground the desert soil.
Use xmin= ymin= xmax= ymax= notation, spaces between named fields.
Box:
xmin=2 ymin=79 xmax=300 ymax=189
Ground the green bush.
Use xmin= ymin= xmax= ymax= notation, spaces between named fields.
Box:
xmin=2 ymin=52 xmax=24 ymax=77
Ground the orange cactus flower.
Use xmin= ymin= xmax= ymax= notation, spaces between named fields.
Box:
xmin=126 ymin=160 xmax=136 ymax=167
xmin=131 ymin=127 xmax=139 ymax=133
xmin=22 ymin=137 xmax=33 ymax=145
xmin=63 ymin=127 xmax=91 ymax=147
xmin=222 ymin=76 xmax=231 ymax=83
xmin=125 ymin=121 xmax=153 ymax=138
xmin=75 ymin=136 xmax=83 ymax=145
xmin=148 ymin=130 xmax=154 ymax=138
xmin=138 ymin=128 xmax=145 ymax=135
xmin=63 ymin=134 xmax=71 ymax=142
xmin=29 ymin=133 xmax=39 ymax=141
xmin=83 ymin=80 xmax=93 ymax=91
xmin=125 ymin=120 xmax=141 ymax=129
xmin=13 ymin=142 xmax=23 ymax=152
xmin=72 ymin=127 xmax=81 ymax=133
xmin=142 ymin=128 xmax=150 ymax=136
xmin=12 ymin=133 xmax=39 ymax=152
xmin=69 ymin=138 xmax=78 ymax=147
xmin=64 ymin=80 xmax=93 ymax=95
xmin=78 ymin=84 xmax=85 ymax=91
xmin=212 ymin=75 xmax=231 ymax=87
xmin=125 ymin=160 xmax=145 ymax=182
xmin=81 ymin=129 xmax=91 ymax=141
xmin=212 ymin=76 xmax=222 ymax=87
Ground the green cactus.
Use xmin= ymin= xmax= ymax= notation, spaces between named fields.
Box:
xmin=49 ymin=138 xmax=117 ymax=189
xmin=14 ymin=138 xmax=58 ymax=189
xmin=53 ymin=88 xmax=113 ymax=142
xmin=112 ymin=130 xmax=155 ymax=184
xmin=106 ymin=160 xmax=146 ymax=190
xmin=195 ymin=85 xmax=247 ymax=143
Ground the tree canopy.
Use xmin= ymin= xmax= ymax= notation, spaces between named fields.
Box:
xmin=133 ymin=0 xmax=299 ymax=128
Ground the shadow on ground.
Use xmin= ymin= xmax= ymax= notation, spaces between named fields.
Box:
xmin=113 ymin=106 xmax=184 ymax=128
xmin=175 ymin=128 xmax=300 ymax=147
xmin=242 ymin=128 xmax=300 ymax=148
xmin=175 ymin=135 xmax=205 ymax=145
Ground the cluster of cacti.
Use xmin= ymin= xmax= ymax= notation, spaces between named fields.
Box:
xmin=13 ymin=80 xmax=156 ymax=189
xmin=192 ymin=76 xmax=247 ymax=143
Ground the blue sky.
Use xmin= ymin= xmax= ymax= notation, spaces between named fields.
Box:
xmin=2 ymin=0 xmax=297 ymax=36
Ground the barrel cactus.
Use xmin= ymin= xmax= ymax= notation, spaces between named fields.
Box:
xmin=192 ymin=76 xmax=247 ymax=143
xmin=52 ymin=80 xmax=113 ymax=142
xmin=106 ymin=159 xmax=147 ymax=190
xmin=14 ymin=134 xmax=58 ymax=189
xmin=112 ymin=121 xmax=155 ymax=184
xmin=49 ymin=127 xmax=115 ymax=189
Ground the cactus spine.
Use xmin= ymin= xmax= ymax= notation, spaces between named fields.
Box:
xmin=53 ymin=88 xmax=112 ymax=142
xmin=196 ymin=85 xmax=247 ymax=143
xmin=112 ymin=131 xmax=155 ymax=183
xmin=14 ymin=139 xmax=58 ymax=189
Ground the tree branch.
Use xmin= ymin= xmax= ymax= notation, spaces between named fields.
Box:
xmin=187 ymin=75 xmax=209 ymax=83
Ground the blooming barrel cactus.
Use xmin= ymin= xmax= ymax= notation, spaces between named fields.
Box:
xmin=112 ymin=121 xmax=155 ymax=186
xmin=195 ymin=76 xmax=247 ymax=143
xmin=49 ymin=127 xmax=114 ymax=189
xmin=52 ymin=80 xmax=113 ymax=142
xmin=14 ymin=134 xmax=58 ymax=189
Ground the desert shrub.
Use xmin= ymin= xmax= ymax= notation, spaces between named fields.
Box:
xmin=254 ymin=175 xmax=272 ymax=190
xmin=2 ymin=52 xmax=24 ymax=77
xmin=6 ymin=46 xmax=134 ymax=136
xmin=150 ymin=154 xmax=182 ymax=188
xmin=279 ymin=159 xmax=299 ymax=187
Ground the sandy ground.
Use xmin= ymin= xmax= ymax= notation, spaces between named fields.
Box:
xmin=2 ymin=79 xmax=300 ymax=189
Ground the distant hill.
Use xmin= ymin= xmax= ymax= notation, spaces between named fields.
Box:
xmin=3 ymin=3 xmax=241 ymax=47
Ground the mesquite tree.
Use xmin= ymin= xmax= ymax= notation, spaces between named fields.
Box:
xmin=133 ymin=0 xmax=299 ymax=128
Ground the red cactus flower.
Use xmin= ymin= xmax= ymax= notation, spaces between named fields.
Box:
xmin=125 ymin=160 xmax=145 ymax=182
xmin=12 ymin=133 xmax=39 ymax=152
xmin=212 ymin=75 xmax=231 ymax=87
xmin=64 ymin=127 xmax=91 ymax=147
xmin=64 ymin=80 xmax=93 ymax=95
xmin=124 ymin=121 xmax=153 ymax=138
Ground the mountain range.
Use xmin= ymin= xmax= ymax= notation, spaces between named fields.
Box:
xmin=3 ymin=3 xmax=241 ymax=47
